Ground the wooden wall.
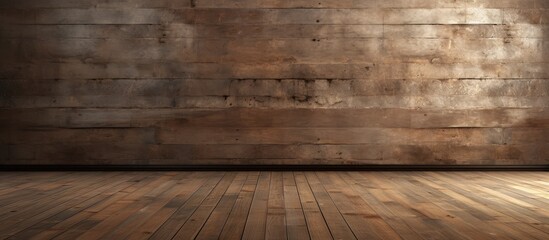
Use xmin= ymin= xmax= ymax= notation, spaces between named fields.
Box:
xmin=0 ymin=0 xmax=548 ymax=165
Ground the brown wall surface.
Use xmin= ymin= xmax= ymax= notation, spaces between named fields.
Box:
xmin=0 ymin=0 xmax=548 ymax=165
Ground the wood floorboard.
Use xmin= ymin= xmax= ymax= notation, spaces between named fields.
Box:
xmin=194 ymin=172 xmax=248 ymax=240
xmin=148 ymin=172 xmax=226 ymax=240
xmin=0 ymin=172 xmax=126 ymax=238
xmin=172 ymin=172 xmax=239 ymax=240
xmin=217 ymin=171 xmax=260 ymax=240
xmin=282 ymin=172 xmax=309 ymax=240
xmin=294 ymin=171 xmax=332 ymax=240
xmin=0 ymin=171 xmax=547 ymax=240
xmin=242 ymin=171 xmax=271 ymax=240
xmin=305 ymin=172 xmax=357 ymax=240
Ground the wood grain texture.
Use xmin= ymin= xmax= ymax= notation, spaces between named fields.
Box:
xmin=0 ymin=0 xmax=547 ymax=165
xmin=0 ymin=171 xmax=547 ymax=239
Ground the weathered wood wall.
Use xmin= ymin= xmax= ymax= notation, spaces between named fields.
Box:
xmin=1 ymin=0 xmax=548 ymax=165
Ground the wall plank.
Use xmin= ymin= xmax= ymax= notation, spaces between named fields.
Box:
xmin=1 ymin=108 xmax=548 ymax=129
xmin=3 ymin=143 xmax=546 ymax=165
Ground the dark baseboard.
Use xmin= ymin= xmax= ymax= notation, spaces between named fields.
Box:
xmin=0 ymin=164 xmax=547 ymax=171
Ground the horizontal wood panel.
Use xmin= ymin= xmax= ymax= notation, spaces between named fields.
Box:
xmin=383 ymin=24 xmax=549 ymax=39
xmin=0 ymin=9 xmax=192 ymax=25
xmin=2 ymin=62 xmax=548 ymax=80
xmin=3 ymin=127 xmax=545 ymax=146
xmin=3 ymin=143 xmax=547 ymax=165
xmin=0 ymin=128 xmax=156 ymax=144
xmin=1 ymin=108 xmax=547 ymax=129
xmin=2 ymin=8 xmax=548 ymax=25
xmin=1 ymin=38 xmax=547 ymax=64
xmin=1 ymin=0 xmax=546 ymax=9
xmin=193 ymin=0 xmax=541 ymax=9
xmin=2 ymin=24 xmax=548 ymax=39
xmin=2 ymin=96 xmax=548 ymax=109
xmin=3 ymin=79 xmax=548 ymax=97
xmin=0 ymin=0 xmax=192 ymax=9
xmin=156 ymin=127 xmax=505 ymax=145
xmin=2 ymin=79 xmax=547 ymax=108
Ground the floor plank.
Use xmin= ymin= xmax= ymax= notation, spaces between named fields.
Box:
xmin=148 ymin=172 xmax=226 ymax=240
xmin=242 ymin=171 xmax=271 ymax=240
xmin=294 ymin=171 xmax=332 ymax=240
xmin=305 ymin=172 xmax=357 ymax=240
xmin=0 ymin=171 xmax=547 ymax=240
xmin=266 ymin=171 xmax=287 ymax=240
xmin=282 ymin=172 xmax=310 ymax=240
xmin=218 ymin=171 xmax=260 ymax=240
xmin=172 ymin=172 xmax=240 ymax=240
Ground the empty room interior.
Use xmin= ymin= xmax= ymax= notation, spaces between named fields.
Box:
xmin=0 ymin=0 xmax=548 ymax=239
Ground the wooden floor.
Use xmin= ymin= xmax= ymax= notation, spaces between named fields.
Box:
xmin=0 ymin=171 xmax=547 ymax=240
